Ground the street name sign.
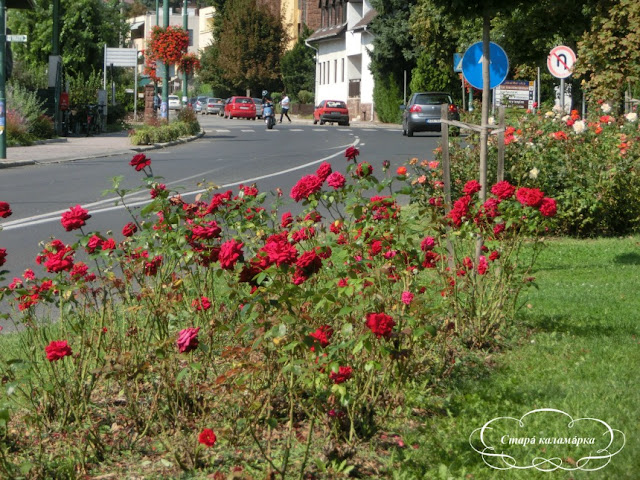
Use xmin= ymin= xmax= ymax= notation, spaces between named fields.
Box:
xmin=547 ymin=45 xmax=576 ymax=79
xmin=462 ymin=41 xmax=509 ymax=90
xmin=7 ymin=35 xmax=27 ymax=42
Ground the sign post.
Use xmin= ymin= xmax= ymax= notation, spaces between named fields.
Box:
xmin=547 ymin=45 xmax=576 ymax=113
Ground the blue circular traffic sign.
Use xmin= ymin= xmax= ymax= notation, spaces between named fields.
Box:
xmin=462 ymin=41 xmax=509 ymax=90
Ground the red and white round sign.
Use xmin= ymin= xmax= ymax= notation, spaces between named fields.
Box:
xmin=548 ymin=45 xmax=576 ymax=79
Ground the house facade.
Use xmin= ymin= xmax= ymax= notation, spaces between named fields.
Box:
xmin=306 ymin=0 xmax=376 ymax=121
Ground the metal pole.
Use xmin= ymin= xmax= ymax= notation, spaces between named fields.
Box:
xmin=403 ymin=70 xmax=406 ymax=105
xmin=468 ymin=87 xmax=473 ymax=112
xmin=461 ymin=74 xmax=466 ymax=111
xmin=52 ymin=0 xmax=61 ymax=136
xmin=560 ymin=78 xmax=565 ymax=113
xmin=161 ymin=0 xmax=169 ymax=120
xmin=0 ymin=1 xmax=6 ymax=159
xmin=182 ymin=0 xmax=187 ymax=107
xmin=537 ymin=67 xmax=541 ymax=109
xmin=156 ymin=0 xmax=159 ymax=26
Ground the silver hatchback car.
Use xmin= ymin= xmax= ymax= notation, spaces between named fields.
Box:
xmin=401 ymin=92 xmax=459 ymax=137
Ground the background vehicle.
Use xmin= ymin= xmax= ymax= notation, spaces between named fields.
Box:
xmin=195 ymin=95 xmax=209 ymax=114
xmin=313 ymin=100 xmax=350 ymax=126
xmin=253 ymin=98 xmax=264 ymax=119
xmin=220 ymin=98 xmax=230 ymax=117
xmin=187 ymin=97 xmax=196 ymax=109
xmin=263 ymin=102 xmax=275 ymax=129
xmin=400 ymin=92 xmax=459 ymax=137
xmin=223 ymin=96 xmax=256 ymax=120
xmin=168 ymin=95 xmax=181 ymax=110
xmin=205 ymin=97 xmax=225 ymax=115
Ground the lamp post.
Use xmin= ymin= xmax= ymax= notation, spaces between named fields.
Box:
xmin=161 ymin=0 xmax=169 ymax=120
xmin=182 ymin=0 xmax=187 ymax=108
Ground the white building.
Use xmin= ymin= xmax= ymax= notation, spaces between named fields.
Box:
xmin=306 ymin=0 xmax=377 ymax=121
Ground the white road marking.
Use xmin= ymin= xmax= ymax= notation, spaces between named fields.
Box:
xmin=290 ymin=129 xmax=304 ymax=132
xmin=215 ymin=129 xmax=231 ymax=133
xmin=312 ymin=129 xmax=328 ymax=132
xmin=241 ymin=129 xmax=255 ymax=132
xmin=337 ymin=129 xmax=352 ymax=132
xmin=1 ymin=138 xmax=361 ymax=231
xmin=361 ymin=128 xmax=378 ymax=131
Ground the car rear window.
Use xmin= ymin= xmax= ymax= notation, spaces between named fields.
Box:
xmin=208 ymin=98 xmax=221 ymax=103
xmin=414 ymin=94 xmax=452 ymax=105
xmin=234 ymin=98 xmax=252 ymax=104
xmin=326 ymin=101 xmax=346 ymax=108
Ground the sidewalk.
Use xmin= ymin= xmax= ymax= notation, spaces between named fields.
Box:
xmin=0 ymin=130 xmax=203 ymax=170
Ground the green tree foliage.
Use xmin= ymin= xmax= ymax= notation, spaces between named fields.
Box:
xmin=373 ymin=72 xmax=403 ymax=123
xmin=280 ymin=25 xmax=315 ymax=100
xmin=8 ymin=0 xmax=128 ymax=78
xmin=212 ymin=0 xmax=286 ymax=96
xmin=574 ymin=0 xmax=640 ymax=103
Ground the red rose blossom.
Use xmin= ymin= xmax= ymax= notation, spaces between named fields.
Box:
xmin=192 ymin=296 xmax=211 ymax=311
xmin=316 ymin=162 xmax=333 ymax=182
xmin=329 ymin=366 xmax=353 ymax=384
xmin=539 ymin=197 xmax=557 ymax=217
xmin=463 ymin=180 xmax=482 ymax=195
xmin=309 ymin=324 xmax=334 ymax=349
xmin=122 ymin=222 xmax=138 ymax=237
xmin=345 ymin=146 xmax=359 ymax=161
xmin=61 ymin=205 xmax=91 ymax=231
xmin=198 ymin=428 xmax=217 ymax=447
xmin=290 ymin=174 xmax=323 ymax=202
xmin=45 ymin=340 xmax=73 ymax=361
xmin=0 ymin=201 xmax=12 ymax=218
xmin=491 ymin=181 xmax=516 ymax=200
xmin=129 ymin=153 xmax=151 ymax=171
xmin=365 ymin=312 xmax=396 ymax=339
xmin=219 ymin=239 xmax=244 ymax=270
xmin=281 ymin=212 xmax=293 ymax=228
xmin=0 ymin=248 xmax=7 ymax=267
xmin=355 ymin=162 xmax=373 ymax=177
xmin=516 ymin=187 xmax=545 ymax=208
xmin=326 ymin=171 xmax=346 ymax=189
xmin=177 ymin=327 xmax=200 ymax=353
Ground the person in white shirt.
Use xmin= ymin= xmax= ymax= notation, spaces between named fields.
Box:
xmin=279 ymin=92 xmax=291 ymax=123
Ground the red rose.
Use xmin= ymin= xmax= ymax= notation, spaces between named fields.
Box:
xmin=262 ymin=232 xmax=298 ymax=266
xmin=397 ymin=166 xmax=407 ymax=176
xmin=316 ymin=162 xmax=333 ymax=182
xmin=489 ymin=251 xmax=500 ymax=261
xmin=345 ymin=146 xmax=359 ymax=161
xmin=365 ymin=312 xmax=396 ymax=339
xmin=329 ymin=366 xmax=353 ymax=384
xmin=0 ymin=247 xmax=7 ymax=267
xmin=61 ymin=205 xmax=91 ymax=231
xmin=295 ymin=249 xmax=322 ymax=276
xmin=190 ymin=221 xmax=221 ymax=240
xmin=101 ymin=238 xmax=116 ymax=251
xmin=198 ymin=428 xmax=217 ymax=447
xmin=45 ymin=340 xmax=73 ymax=361
xmin=281 ymin=212 xmax=293 ymax=228
xmin=177 ymin=326 xmax=200 ymax=353
xmin=539 ymin=197 xmax=557 ymax=217
xmin=290 ymin=175 xmax=323 ymax=202
xmin=463 ymin=180 xmax=482 ymax=195
xmin=0 ymin=201 xmax=12 ymax=218
xmin=477 ymin=256 xmax=488 ymax=275
xmin=219 ymin=239 xmax=244 ymax=270
xmin=192 ymin=296 xmax=211 ymax=311
xmin=421 ymin=236 xmax=436 ymax=251
xmin=491 ymin=181 xmax=516 ymax=200
xmin=129 ymin=153 xmax=151 ymax=171
xmin=86 ymin=235 xmax=104 ymax=253
xmin=516 ymin=187 xmax=545 ymax=208
xmin=309 ymin=324 xmax=333 ymax=349
xmin=326 ymin=171 xmax=346 ymax=189
xmin=122 ymin=222 xmax=138 ymax=237
xmin=355 ymin=162 xmax=373 ymax=177
xmin=144 ymin=255 xmax=162 ymax=276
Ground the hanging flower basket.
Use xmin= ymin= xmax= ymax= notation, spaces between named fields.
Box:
xmin=148 ymin=25 xmax=189 ymax=65
xmin=178 ymin=53 xmax=201 ymax=76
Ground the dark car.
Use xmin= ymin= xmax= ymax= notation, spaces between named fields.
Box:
xmin=313 ymin=100 xmax=349 ymax=126
xmin=401 ymin=92 xmax=459 ymax=137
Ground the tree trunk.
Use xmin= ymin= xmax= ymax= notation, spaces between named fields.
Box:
xmin=479 ymin=9 xmax=491 ymax=202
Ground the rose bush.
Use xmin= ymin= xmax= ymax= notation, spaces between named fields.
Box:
xmin=0 ymin=148 xmax=554 ymax=477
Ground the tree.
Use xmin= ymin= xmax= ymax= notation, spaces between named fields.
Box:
xmin=280 ymin=25 xmax=315 ymax=99
xmin=213 ymin=0 xmax=287 ymax=96
xmin=573 ymin=0 xmax=640 ymax=103
xmin=8 ymin=0 xmax=128 ymax=78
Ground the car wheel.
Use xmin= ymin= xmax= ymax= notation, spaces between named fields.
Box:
xmin=319 ymin=119 xmax=325 ymax=125
xmin=313 ymin=119 xmax=318 ymax=125
xmin=407 ymin=126 xmax=414 ymax=137
xmin=229 ymin=115 xmax=233 ymax=120
xmin=402 ymin=121 xmax=407 ymax=136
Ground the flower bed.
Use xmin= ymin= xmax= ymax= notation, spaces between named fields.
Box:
xmin=0 ymin=148 xmax=555 ymax=477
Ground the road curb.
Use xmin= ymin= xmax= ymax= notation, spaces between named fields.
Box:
xmin=0 ymin=160 xmax=37 ymax=169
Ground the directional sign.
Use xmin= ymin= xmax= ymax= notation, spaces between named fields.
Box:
xmin=462 ymin=41 xmax=509 ymax=90
xmin=547 ymin=45 xmax=576 ymax=79
xmin=453 ymin=53 xmax=463 ymax=73
xmin=7 ymin=35 xmax=27 ymax=42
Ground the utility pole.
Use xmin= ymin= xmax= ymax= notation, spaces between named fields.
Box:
xmin=161 ymin=0 xmax=169 ymax=120
xmin=182 ymin=0 xmax=187 ymax=108
xmin=0 ymin=1 xmax=7 ymax=159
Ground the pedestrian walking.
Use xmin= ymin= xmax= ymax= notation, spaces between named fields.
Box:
xmin=279 ymin=92 xmax=291 ymax=123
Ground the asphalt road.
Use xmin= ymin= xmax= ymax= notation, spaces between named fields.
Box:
xmin=0 ymin=114 xmax=441 ymax=329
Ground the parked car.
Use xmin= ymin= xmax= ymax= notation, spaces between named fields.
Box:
xmin=205 ymin=97 xmax=224 ymax=115
xmin=187 ymin=97 xmax=197 ymax=109
xmin=195 ymin=95 xmax=209 ymax=114
xmin=313 ymin=100 xmax=349 ymax=126
xmin=223 ymin=96 xmax=256 ymax=120
xmin=400 ymin=92 xmax=459 ymax=137
xmin=220 ymin=98 xmax=230 ymax=117
xmin=168 ymin=95 xmax=181 ymax=110
xmin=253 ymin=98 xmax=264 ymax=119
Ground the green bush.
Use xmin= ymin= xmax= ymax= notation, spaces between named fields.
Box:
xmin=373 ymin=72 xmax=402 ymax=123
xmin=28 ymin=114 xmax=55 ymax=139
xmin=297 ymin=89 xmax=314 ymax=104
xmin=6 ymin=109 xmax=33 ymax=146
xmin=129 ymin=117 xmax=200 ymax=146
xmin=7 ymin=84 xmax=45 ymax=125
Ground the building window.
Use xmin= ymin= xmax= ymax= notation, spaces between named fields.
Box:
xmin=341 ymin=58 xmax=344 ymax=82
xmin=321 ymin=9 xmax=325 ymax=28
xmin=334 ymin=59 xmax=337 ymax=83
xmin=319 ymin=63 xmax=323 ymax=85
xmin=326 ymin=61 xmax=330 ymax=84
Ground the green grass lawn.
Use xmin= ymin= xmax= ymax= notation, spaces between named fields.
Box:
xmin=379 ymin=236 xmax=640 ymax=479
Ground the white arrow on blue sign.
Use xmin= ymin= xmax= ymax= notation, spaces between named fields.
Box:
xmin=462 ymin=41 xmax=509 ymax=90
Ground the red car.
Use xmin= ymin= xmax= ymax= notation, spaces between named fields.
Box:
xmin=313 ymin=100 xmax=350 ymax=126
xmin=224 ymin=96 xmax=256 ymax=120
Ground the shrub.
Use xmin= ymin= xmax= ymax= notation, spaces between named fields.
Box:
xmin=373 ymin=72 xmax=402 ymax=123
xmin=28 ymin=114 xmax=55 ymax=139
xmin=6 ymin=84 xmax=45 ymax=125
xmin=297 ymin=89 xmax=314 ymax=104
xmin=6 ymin=109 xmax=33 ymax=146
xmin=129 ymin=117 xmax=200 ymax=145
